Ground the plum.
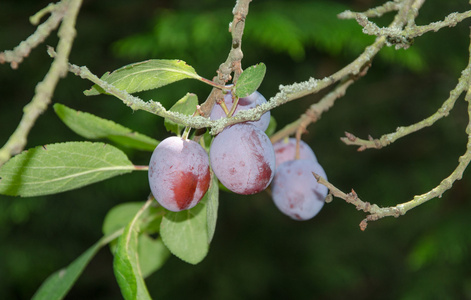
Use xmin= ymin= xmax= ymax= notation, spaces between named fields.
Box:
xmin=148 ymin=136 xmax=210 ymax=212
xmin=210 ymin=123 xmax=275 ymax=194
xmin=271 ymin=159 xmax=328 ymax=220
xmin=210 ymin=91 xmax=271 ymax=131
xmin=273 ymin=138 xmax=317 ymax=168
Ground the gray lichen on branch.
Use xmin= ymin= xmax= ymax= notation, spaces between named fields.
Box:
xmin=318 ymin=27 xmax=471 ymax=230
xmin=0 ymin=0 xmax=83 ymax=167
xmin=341 ymin=3 xmax=471 ymax=49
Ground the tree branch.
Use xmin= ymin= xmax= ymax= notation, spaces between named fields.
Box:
xmin=338 ymin=1 xmax=401 ymax=19
xmin=0 ymin=2 xmax=67 ymax=69
xmin=341 ymin=68 xmax=468 ymax=150
xmin=0 ymin=0 xmax=82 ymax=167
xmin=198 ymin=0 xmax=252 ymax=119
xmin=317 ymin=27 xmax=471 ymax=230
xmin=354 ymin=10 xmax=471 ymax=49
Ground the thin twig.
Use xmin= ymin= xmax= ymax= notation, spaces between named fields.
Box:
xmin=270 ymin=78 xmax=355 ymax=143
xmin=0 ymin=2 xmax=67 ymax=69
xmin=354 ymin=10 xmax=471 ymax=49
xmin=317 ymin=28 xmax=471 ymax=230
xmin=341 ymin=68 xmax=468 ymax=150
xmin=338 ymin=1 xmax=401 ymax=19
xmin=0 ymin=0 xmax=83 ymax=167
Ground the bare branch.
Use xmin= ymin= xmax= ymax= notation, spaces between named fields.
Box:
xmin=338 ymin=1 xmax=401 ymax=19
xmin=341 ymin=70 xmax=468 ymax=150
xmin=354 ymin=10 xmax=471 ymax=49
xmin=0 ymin=0 xmax=83 ymax=166
xmin=0 ymin=2 xmax=67 ymax=69
xmin=320 ymin=28 xmax=471 ymax=230
xmin=199 ymin=0 xmax=252 ymax=119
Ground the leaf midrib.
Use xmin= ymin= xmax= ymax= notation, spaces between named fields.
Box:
xmin=3 ymin=165 xmax=135 ymax=186
xmin=112 ymin=66 xmax=201 ymax=85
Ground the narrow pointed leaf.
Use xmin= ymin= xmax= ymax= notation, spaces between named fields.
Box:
xmin=54 ymin=104 xmax=159 ymax=151
xmin=32 ymin=230 xmax=122 ymax=300
xmin=84 ymin=59 xmax=202 ymax=96
xmin=113 ymin=201 xmax=152 ymax=300
xmin=234 ymin=63 xmax=266 ymax=98
xmin=164 ymin=93 xmax=198 ymax=135
xmin=0 ymin=142 xmax=135 ymax=197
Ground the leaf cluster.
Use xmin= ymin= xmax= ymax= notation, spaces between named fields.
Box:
xmin=0 ymin=53 xmax=266 ymax=299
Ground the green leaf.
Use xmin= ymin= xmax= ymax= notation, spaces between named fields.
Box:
xmin=138 ymin=234 xmax=170 ymax=278
xmin=265 ymin=116 xmax=277 ymax=137
xmin=114 ymin=201 xmax=152 ymax=300
xmin=103 ymin=202 xmax=144 ymax=236
xmin=103 ymin=201 xmax=165 ymax=249
xmin=103 ymin=202 xmax=165 ymax=237
xmin=205 ymin=172 xmax=219 ymax=243
xmin=160 ymin=201 xmax=209 ymax=265
xmin=103 ymin=202 xmax=169 ymax=279
xmin=84 ymin=59 xmax=202 ymax=96
xmin=164 ymin=93 xmax=198 ymax=135
xmin=0 ymin=142 xmax=135 ymax=197
xmin=234 ymin=63 xmax=266 ymax=98
xmin=31 ymin=230 xmax=122 ymax=300
xmin=54 ymin=103 xmax=159 ymax=151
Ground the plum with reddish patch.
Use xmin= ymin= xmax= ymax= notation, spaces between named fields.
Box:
xmin=148 ymin=136 xmax=210 ymax=212
xmin=210 ymin=123 xmax=275 ymax=194
xmin=271 ymin=159 xmax=328 ymax=220
xmin=273 ymin=138 xmax=317 ymax=168
xmin=210 ymin=91 xmax=270 ymax=131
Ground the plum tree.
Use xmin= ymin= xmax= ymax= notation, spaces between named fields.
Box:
xmin=148 ymin=136 xmax=211 ymax=212
xmin=210 ymin=91 xmax=271 ymax=131
xmin=210 ymin=123 xmax=275 ymax=194
xmin=273 ymin=138 xmax=318 ymax=168
xmin=271 ymin=159 xmax=328 ymax=220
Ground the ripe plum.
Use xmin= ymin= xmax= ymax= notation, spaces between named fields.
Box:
xmin=271 ymin=159 xmax=327 ymax=220
xmin=210 ymin=123 xmax=275 ymax=194
xmin=210 ymin=91 xmax=270 ymax=131
xmin=148 ymin=136 xmax=210 ymax=212
xmin=273 ymin=138 xmax=317 ymax=168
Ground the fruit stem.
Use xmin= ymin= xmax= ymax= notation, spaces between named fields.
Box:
xmin=295 ymin=130 xmax=302 ymax=160
xmin=219 ymin=101 xmax=230 ymax=116
xmin=227 ymin=94 xmax=239 ymax=117
xmin=183 ymin=108 xmax=203 ymax=140
xmin=182 ymin=126 xmax=191 ymax=140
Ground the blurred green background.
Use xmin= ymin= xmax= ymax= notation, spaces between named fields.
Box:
xmin=1 ymin=0 xmax=471 ymax=299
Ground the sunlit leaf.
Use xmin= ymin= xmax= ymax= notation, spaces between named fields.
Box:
xmin=164 ymin=93 xmax=198 ymax=135
xmin=54 ymin=104 xmax=159 ymax=151
xmin=0 ymin=142 xmax=136 ymax=197
xmin=31 ymin=230 xmax=122 ymax=300
xmin=234 ymin=63 xmax=266 ymax=98
xmin=84 ymin=59 xmax=202 ymax=95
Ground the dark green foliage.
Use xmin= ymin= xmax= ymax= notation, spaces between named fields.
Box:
xmin=112 ymin=1 xmax=426 ymax=71
xmin=1 ymin=0 xmax=471 ymax=299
